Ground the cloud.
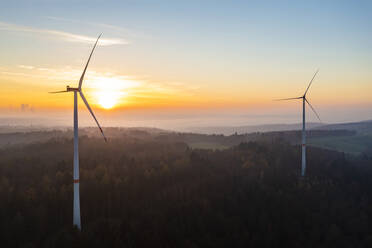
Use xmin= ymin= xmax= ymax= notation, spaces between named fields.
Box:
xmin=45 ymin=16 xmax=149 ymax=38
xmin=45 ymin=16 xmax=128 ymax=33
xmin=18 ymin=65 xmax=35 ymax=70
xmin=0 ymin=21 xmax=128 ymax=46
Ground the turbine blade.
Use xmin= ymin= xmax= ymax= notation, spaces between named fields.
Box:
xmin=49 ymin=90 xmax=69 ymax=94
xmin=304 ymin=69 xmax=319 ymax=96
xmin=78 ymin=34 xmax=102 ymax=90
xmin=79 ymin=91 xmax=107 ymax=142
xmin=305 ymin=98 xmax=321 ymax=122
xmin=274 ymin=97 xmax=302 ymax=101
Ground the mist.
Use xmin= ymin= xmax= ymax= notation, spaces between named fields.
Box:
xmin=1 ymin=103 xmax=372 ymax=133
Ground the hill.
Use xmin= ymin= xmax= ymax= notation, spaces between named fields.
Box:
xmin=309 ymin=120 xmax=372 ymax=154
xmin=186 ymin=120 xmax=372 ymax=155
xmin=187 ymin=122 xmax=323 ymax=135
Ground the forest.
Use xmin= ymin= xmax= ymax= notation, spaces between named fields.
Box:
xmin=1 ymin=130 xmax=372 ymax=247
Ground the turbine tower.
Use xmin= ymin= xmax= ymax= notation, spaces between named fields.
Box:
xmin=276 ymin=70 xmax=321 ymax=177
xmin=50 ymin=34 xmax=107 ymax=230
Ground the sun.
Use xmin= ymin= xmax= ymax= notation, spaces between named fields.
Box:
xmin=97 ymin=91 xmax=119 ymax=109
xmin=88 ymin=76 xmax=138 ymax=109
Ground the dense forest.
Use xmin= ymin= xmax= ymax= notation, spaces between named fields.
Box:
xmin=1 ymin=130 xmax=372 ymax=247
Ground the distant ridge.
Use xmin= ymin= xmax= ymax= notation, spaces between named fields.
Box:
xmin=186 ymin=122 xmax=323 ymax=135
xmin=186 ymin=120 xmax=372 ymax=136
xmin=1 ymin=119 xmax=371 ymax=136
xmin=314 ymin=120 xmax=372 ymax=134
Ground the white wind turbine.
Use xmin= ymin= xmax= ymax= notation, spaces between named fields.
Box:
xmin=50 ymin=34 xmax=107 ymax=230
xmin=276 ymin=70 xmax=321 ymax=177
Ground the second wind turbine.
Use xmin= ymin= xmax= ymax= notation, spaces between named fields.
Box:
xmin=276 ymin=70 xmax=321 ymax=177
xmin=50 ymin=34 xmax=107 ymax=230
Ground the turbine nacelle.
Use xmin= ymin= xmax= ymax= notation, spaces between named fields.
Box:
xmin=67 ymin=86 xmax=80 ymax=92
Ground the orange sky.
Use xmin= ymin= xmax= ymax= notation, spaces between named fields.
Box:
xmin=1 ymin=63 xmax=371 ymax=111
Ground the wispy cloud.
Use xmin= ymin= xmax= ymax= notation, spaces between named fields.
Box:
xmin=0 ymin=21 xmax=128 ymax=46
xmin=18 ymin=65 xmax=35 ymax=70
xmin=45 ymin=16 xmax=149 ymax=38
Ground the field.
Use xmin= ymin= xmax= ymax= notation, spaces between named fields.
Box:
xmin=187 ymin=141 xmax=229 ymax=150
xmin=309 ymin=134 xmax=372 ymax=155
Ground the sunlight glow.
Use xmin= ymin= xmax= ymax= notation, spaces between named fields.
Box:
xmin=97 ymin=91 xmax=120 ymax=109
xmin=87 ymin=76 xmax=139 ymax=109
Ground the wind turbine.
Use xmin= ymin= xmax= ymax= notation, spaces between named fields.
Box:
xmin=276 ymin=70 xmax=321 ymax=177
xmin=50 ymin=34 xmax=107 ymax=230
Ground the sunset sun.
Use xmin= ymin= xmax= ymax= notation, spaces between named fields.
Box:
xmin=88 ymin=76 xmax=137 ymax=109
xmin=97 ymin=91 xmax=119 ymax=109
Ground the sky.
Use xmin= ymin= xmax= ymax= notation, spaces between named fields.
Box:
xmin=0 ymin=0 xmax=371 ymax=129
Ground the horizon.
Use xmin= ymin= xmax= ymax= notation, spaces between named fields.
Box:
xmin=0 ymin=112 xmax=371 ymax=133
